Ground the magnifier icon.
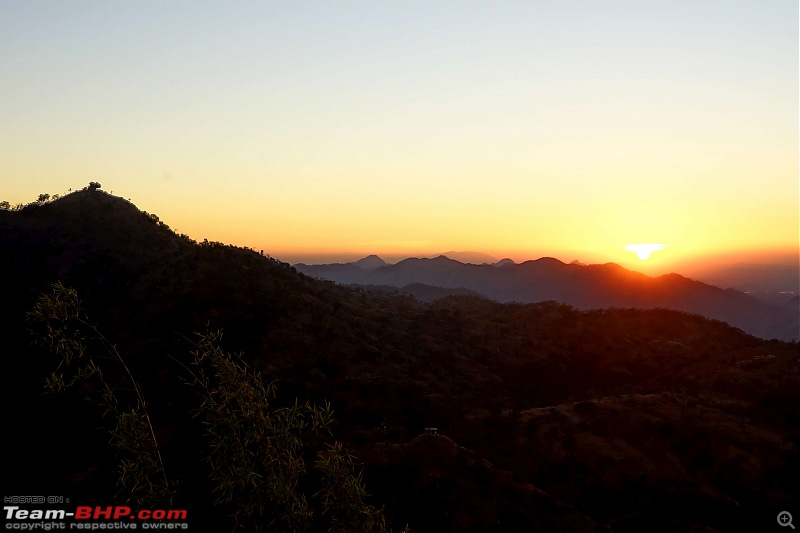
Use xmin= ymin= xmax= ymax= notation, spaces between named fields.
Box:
xmin=779 ymin=511 xmax=795 ymax=529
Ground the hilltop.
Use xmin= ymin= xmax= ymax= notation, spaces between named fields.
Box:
xmin=2 ymin=188 xmax=799 ymax=532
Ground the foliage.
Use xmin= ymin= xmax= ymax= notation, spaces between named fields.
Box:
xmin=28 ymin=284 xmax=404 ymax=532
xmin=316 ymin=442 xmax=400 ymax=533
xmin=187 ymin=329 xmax=401 ymax=532
xmin=188 ymin=329 xmax=331 ymax=531
xmin=27 ymin=282 xmax=173 ymax=506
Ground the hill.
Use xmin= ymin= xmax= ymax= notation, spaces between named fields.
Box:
xmin=295 ymin=255 xmax=799 ymax=341
xmin=2 ymin=189 xmax=799 ymax=532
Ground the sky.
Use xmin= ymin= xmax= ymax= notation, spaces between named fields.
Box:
xmin=1 ymin=1 xmax=798 ymax=272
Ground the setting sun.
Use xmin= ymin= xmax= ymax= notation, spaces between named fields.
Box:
xmin=624 ymin=243 xmax=666 ymax=261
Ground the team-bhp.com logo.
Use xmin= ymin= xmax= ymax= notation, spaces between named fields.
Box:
xmin=5 ymin=505 xmax=189 ymax=529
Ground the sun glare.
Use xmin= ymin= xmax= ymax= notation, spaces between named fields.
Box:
xmin=624 ymin=243 xmax=666 ymax=261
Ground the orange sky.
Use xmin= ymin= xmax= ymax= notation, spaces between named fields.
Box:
xmin=2 ymin=2 xmax=798 ymax=273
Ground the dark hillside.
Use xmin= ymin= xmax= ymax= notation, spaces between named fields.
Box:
xmin=2 ymin=190 xmax=798 ymax=531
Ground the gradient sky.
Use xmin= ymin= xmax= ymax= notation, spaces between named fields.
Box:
xmin=1 ymin=1 xmax=797 ymax=271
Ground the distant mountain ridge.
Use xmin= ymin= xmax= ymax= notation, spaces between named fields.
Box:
xmin=436 ymin=250 xmax=498 ymax=264
xmin=295 ymin=255 xmax=799 ymax=340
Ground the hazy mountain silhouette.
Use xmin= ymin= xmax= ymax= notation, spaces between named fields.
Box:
xmin=2 ymin=189 xmax=799 ymax=532
xmin=494 ymin=257 xmax=516 ymax=267
xmin=296 ymin=255 xmax=799 ymax=340
xmin=435 ymin=250 xmax=499 ymax=264
xmin=354 ymin=254 xmax=388 ymax=269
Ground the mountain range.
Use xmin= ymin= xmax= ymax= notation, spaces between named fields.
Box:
xmin=295 ymin=255 xmax=798 ymax=341
xmin=2 ymin=188 xmax=799 ymax=532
